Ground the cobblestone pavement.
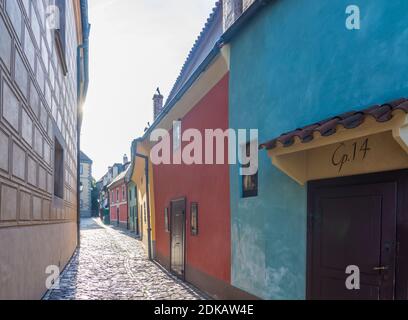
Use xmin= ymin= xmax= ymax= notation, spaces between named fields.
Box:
xmin=43 ymin=218 xmax=206 ymax=300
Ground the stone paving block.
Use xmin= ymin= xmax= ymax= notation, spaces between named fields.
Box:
xmin=43 ymin=219 xmax=206 ymax=301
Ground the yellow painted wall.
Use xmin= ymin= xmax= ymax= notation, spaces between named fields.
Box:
xmin=130 ymin=141 xmax=155 ymax=258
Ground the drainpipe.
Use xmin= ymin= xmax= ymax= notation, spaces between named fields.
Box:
xmin=79 ymin=0 xmax=90 ymax=102
xmin=76 ymin=41 xmax=85 ymax=247
xmin=126 ymin=178 xmax=129 ymax=230
xmin=76 ymin=0 xmax=90 ymax=247
xmin=76 ymin=124 xmax=81 ymax=247
xmin=75 ymin=41 xmax=84 ymax=247
xmin=135 ymin=153 xmax=152 ymax=261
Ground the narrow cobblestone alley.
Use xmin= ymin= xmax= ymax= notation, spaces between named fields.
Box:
xmin=43 ymin=219 xmax=206 ymax=300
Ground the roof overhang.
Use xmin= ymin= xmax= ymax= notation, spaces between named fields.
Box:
xmin=260 ymin=100 xmax=408 ymax=185
xmin=107 ymin=168 xmax=129 ymax=189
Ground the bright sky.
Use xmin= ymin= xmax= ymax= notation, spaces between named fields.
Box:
xmin=81 ymin=0 xmax=217 ymax=180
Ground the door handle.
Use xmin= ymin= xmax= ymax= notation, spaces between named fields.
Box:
xmin=373 ymin=266 xmax=389 ymax=271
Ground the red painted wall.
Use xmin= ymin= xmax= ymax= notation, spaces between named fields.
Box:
xmin=109 ymin=182 xmax=128 ymax=224
xmin=153 ymin=74 xmax=231 ymax=284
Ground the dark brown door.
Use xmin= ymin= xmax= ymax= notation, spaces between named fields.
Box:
xmin=308 ymin=176 xmax=398 ymax=300
xmin=170 ymin=199 xmax=186 ymax=279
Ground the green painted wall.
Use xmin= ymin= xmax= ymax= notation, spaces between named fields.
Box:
xmin=127 ymin=182 xmax=138 ymax=234
xmin=229 ymin=0 xmax=408 ymax=299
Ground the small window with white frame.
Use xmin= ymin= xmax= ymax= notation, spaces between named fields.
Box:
xmin=173 ymin=120 xmax=182 ymax=152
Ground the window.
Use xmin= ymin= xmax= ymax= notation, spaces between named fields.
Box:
xmin=129 ymin=190 xmax=132 ymax=201
xmin=122 ymin=186 xmax=125 ymax=201
xmin=190 ymin=203 xmax=199 ymax=236
xmin=80 ymin=200 xmax=83 ymax=209
xmin=80 ymin=164 xmax=84 ymax=175
xmin=116 ymin=188 xmax=119 ymax=203
xmin=54 ymin=138 xmax=64 ymax=198
xmin=242 ymin=143 xmax=258 ymax=198
xmin=54 ymin=0 xmax=68 ymax=75
xmin=164 ymin=207 xmax=169 ymax=233
xmin=173 ymin=120 xmax=182 ymax=151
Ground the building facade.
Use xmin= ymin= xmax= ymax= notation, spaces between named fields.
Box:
xmin=0 ymin=0 xmax=89 ymax=299
xmin=126 ymin=142 xmax=138 ymax=235
xmin=127 ymin=179 xmax=138 ymax=234
xmin=129 ymin=0 xmax=408 ymax=300
xmin=140 ymin=1 xmax=255 ymax=299
xmin=129 ymin=138 xmax=156 ymax=258
xmin=225 ymin=0 xmax=408 ymax=299
xmin=79 ymin=150 xmax=92 ymax=218
xmin=97 ymin=162 xmax=124 ymax=223
xmin=108 ymin=156 xmax=130 ymax=229
xmin=152 ymin=74 xmax=242 ymax=299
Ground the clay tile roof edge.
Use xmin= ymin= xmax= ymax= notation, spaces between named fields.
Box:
xmin=260 ymin=98 xmax=408 ymax=151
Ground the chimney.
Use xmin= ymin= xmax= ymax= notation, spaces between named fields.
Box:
xmin=123 ymin=154 xmax=128 ymax=165
xmin=223 ymin=0 xmax=243 ymax=31
xmin=153 ymin=87 xmax=164 ymax=120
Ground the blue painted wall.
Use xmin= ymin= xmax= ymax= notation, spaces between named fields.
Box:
xmin=229 ymin=0 xmax=408 ymax=299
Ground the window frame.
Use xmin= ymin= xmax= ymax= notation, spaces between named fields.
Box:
xmin=54 ymin=0 xmax=68 ymax=75
xmin=241 ymin=142 xmax=258 ymax=198
xmin=190 ymin=202 xmax=199 ymax=236
xmin=53 ymin=137 xmax=64 ymax=199
xmin=173 ymin=120 xmax=182 ymax=152
xmin=164 ymin=207 xmax=170 ymax=233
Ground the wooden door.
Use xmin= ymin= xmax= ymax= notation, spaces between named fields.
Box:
xmin=308 ymin=175 xmax=398 ymax=299
xmin=170 ymin=199 xmax=186 ymax=279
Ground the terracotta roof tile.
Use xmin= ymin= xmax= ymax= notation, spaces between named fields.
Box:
xmin=339 ymin=113 xmax=365 ymax=129
xmin=396 ymin=100 xmax=408 ymax=112
xmin=260 ymin=98 xmax=408 ymax=150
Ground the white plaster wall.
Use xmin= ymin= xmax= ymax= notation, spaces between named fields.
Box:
xmin=0 ymin=222 xmax=77 ymax=300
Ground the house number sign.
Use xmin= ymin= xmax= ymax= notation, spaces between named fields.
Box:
xmin=331 ymin=138 xmax=371 ymax=173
